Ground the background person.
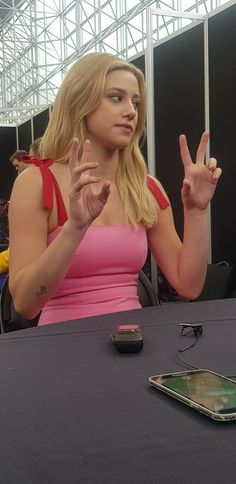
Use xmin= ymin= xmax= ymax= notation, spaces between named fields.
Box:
xmin=0 ymin=247 xmax=9 ymax=289
xmin=8 ymin=53 xmax=222 ymax=325
xmin=10 ymin=150 xmax=29 ymax=174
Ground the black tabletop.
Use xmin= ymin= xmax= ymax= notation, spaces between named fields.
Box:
xmin=1 ymin=299 xmax=236 ymax=484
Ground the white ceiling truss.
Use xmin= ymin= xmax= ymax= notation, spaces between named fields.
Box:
xmin=0 ymin=0 xmax=232 ymax=126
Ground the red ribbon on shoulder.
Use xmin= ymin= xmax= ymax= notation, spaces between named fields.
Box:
xmin=21 ymin=155 xmax=53 ymax=167
xmin=147 ymin=176 xmax=169 ymax=209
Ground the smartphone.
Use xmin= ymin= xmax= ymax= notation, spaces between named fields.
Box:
xmin=149 ymin=369 xmax=236 ymax=421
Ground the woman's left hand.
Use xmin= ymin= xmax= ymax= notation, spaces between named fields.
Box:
xmin=180 ymin=131 xmax=222 ymax=211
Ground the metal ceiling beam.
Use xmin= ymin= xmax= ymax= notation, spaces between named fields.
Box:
xmin=0 ymin=0 xmax=230 ymax=126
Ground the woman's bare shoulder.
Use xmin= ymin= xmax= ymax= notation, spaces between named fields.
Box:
xmin=10 ymin=166 xmax=44 ymax=211
xmin=12 ymin=164 xmax=43 ymax=187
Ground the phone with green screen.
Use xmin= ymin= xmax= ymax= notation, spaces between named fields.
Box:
xmin=149 ymin=369 xmax=236 ymax=421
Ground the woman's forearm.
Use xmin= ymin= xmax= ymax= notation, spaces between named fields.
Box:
xmin=177 ymin=208 xmax=209 ymax=299
xmin=10 ymin=221 xmax=88 ymax=319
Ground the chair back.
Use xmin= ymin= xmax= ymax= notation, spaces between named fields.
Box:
xmin=196 ymin=261 xmax=233 ymax=301
xmin=138 ymin=270 xmax=160 ymax=307
xmin=0 ymin=275 xmax=40 ymax=333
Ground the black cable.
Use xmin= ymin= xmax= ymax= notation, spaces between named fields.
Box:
xmin=176 ymin=331 xmax=201 ymax=370
xmin=176 ymin=324 xmax=236 ymax=379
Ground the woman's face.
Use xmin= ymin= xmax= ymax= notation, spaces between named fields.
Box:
xmin=85 ymin=69 xmax=140 ymax=150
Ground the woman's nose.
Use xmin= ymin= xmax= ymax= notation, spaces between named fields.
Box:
xmin=123 ymin=101 xmax=136 ymax=118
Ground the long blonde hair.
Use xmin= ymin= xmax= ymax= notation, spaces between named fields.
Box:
xmin=40 ymin=52 xmax=158 ymax=228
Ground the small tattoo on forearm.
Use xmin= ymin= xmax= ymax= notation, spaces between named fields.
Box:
xmin=36 ymin=286 xmax=47 ymax=297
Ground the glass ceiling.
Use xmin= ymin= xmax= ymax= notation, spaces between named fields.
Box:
xmin=0 ymin=0 xmax=231 ymax=126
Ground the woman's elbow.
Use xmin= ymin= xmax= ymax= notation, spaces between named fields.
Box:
xmin=10 ymin=288 xmax=39 ymax=321
xmin=14 ymin=300 xmax=38 ymax=320
xmin=177 ymin=285 xmax=202 ymax=301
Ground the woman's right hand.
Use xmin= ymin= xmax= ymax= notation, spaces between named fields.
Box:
xmin=67 ymin=138 xmax=111 ymax=230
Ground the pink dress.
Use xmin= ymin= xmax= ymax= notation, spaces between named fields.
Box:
xmin=39 ymin=224 xmax=148 ymax=324
xmin=25 ymin=157 xmax=169 ymax=325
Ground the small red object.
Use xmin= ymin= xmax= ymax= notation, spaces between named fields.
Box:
xmin=117 ymin=324 xmax=140 ymax=333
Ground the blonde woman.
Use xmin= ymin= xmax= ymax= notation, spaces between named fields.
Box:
xmin=9 ymin=53 xmax=221 ymax=325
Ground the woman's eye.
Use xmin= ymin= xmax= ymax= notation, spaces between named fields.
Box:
xmin=110 ymin=95 xmax=122 ymax=102
xmin=132 ymin=100 xmax=140 ymax=109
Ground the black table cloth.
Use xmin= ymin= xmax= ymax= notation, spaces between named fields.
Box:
xmin=1 ymin=298 xmax=236 ymax=483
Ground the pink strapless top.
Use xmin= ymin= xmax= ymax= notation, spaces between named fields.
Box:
xmin=39 ymin=224 xmax=148 ymax=324
xmin=26 ymin=156 xmax=169 ymax=324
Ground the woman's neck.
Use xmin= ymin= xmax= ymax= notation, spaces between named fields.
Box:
xmin=87 ymin=142 xmax=119 ymax=182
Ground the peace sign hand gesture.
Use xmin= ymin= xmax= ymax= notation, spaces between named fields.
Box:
xmin=68 ymin=138 xmax=110 ymax=230
xmin=180 ymin=131 xmax=222 ymax=212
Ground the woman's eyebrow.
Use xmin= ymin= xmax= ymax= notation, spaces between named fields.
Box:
xmin=106 ymin=87 xmax=140 ymax=98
